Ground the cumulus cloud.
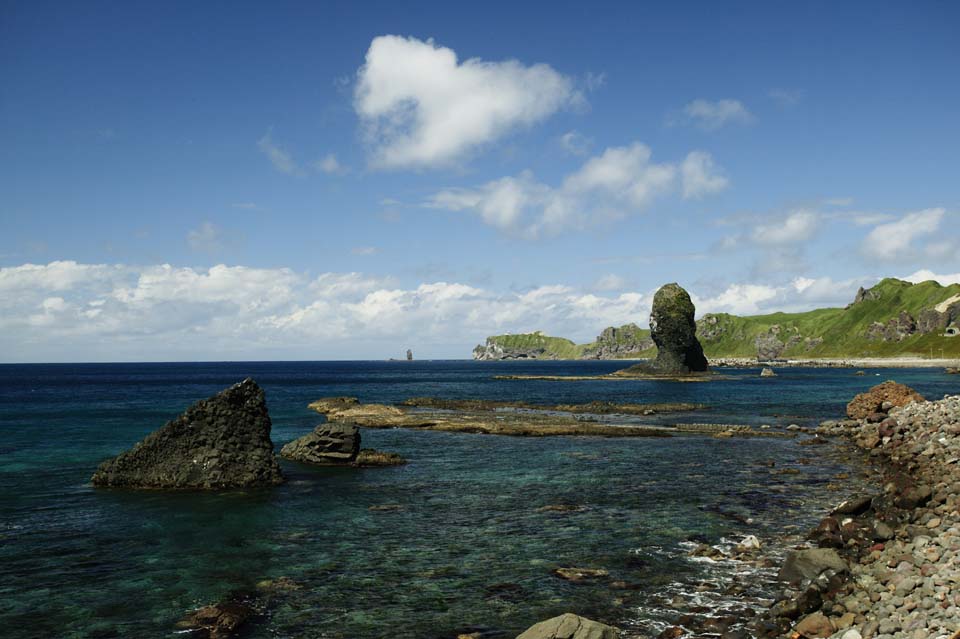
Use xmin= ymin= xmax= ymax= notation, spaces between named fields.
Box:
xmin=861 ymin=208 xmax=945 ymax=260
xmin=0 ymin=261 xmax=654 ymax=361
xmin=354 ymin=35 xmax=578 ymax=169
xmin=751 ymin=209 xmax=820 ymax=246
xmin=680 ymin=99 xmax=753 ymax=130
xmin=428 ymin=144 xmax=726 ymax=238
xmin=902 ymin=269 xmax=960 ymax=286
xmin=695 ymin=276 xmax=869 ymax=316
xmin=681 ymin=151 xmax=729 ymax=199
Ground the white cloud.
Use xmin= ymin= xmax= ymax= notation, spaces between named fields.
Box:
xmin=695 ymin=275 xmax=869 ymax=316
xmin=681 ymin=99 xmax=753 ymax=130
xmin=902 ymin=269 xmax=960 ymax=286
xmin=861 ymin=208 xmax=944 ymax=260
xmin=428 ymin=142 xmax=722 ymax=238
xmin=751 ymin=209 xmax=820 ymax=246
xmin=681 ymin=151 xmax=729 ymax=199
xmin=351 ymin=246 xmax=379 ymax=256
xmin=315 ymin=153 xmax=347 ymax=175
xmin=559 ymin=130 xmax=592 ymax=156
xmin=354 ymin=35 xmax=578 ymax=169
xmin=187 ymin=222 xmax=225 ymax=253
xmin=593 ymin=274 xmax=626 ymax=291
xmin=0 ymin=261 xmax=660 ymax=361
xmin=257 ymin=131 xmax=302 ymax=175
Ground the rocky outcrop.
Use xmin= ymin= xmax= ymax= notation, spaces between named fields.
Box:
xmin=619 ymin=283 xmax=708 ymax=375
xmin=91 ymin=378 xmax=284 ymax=489
xmin=845 ymin=381 xmax=925 ymax=419
xmin=865 ymin=310 xmax=918 ymax=342
xmin=760 ymin=366 xmax=776 ymax=377
xmin=280 ymin=423 xmax=405 ymax=467
xmin=279 ymin=423 xmax=360 ymax=464
xmin=515 ymin=613 xmax=618 ymax=639
xmin=755 ymin=332 xmax=785 ymax=361
xmin=583 ymin=323 xmax=653 ymax=359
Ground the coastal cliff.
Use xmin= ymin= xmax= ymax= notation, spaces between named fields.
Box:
xmin=473 ymin=278 xmax=960 ymax=361
xmin=473 ymin=324 xmax=654 ymax=361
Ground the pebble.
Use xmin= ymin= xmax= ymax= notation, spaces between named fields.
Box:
xmin=787 ymin=393 xmax=960 ymax=639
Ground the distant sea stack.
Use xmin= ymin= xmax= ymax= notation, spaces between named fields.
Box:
xmin=616 ymin=283 xmax=708 ymax=376
xmin=91 ymin=378 xmax=284 ymax=489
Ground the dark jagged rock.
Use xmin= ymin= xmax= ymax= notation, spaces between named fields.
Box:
xmin=91 ymin=378 xmax=284 ymax=489
xmin=618 ymin=283 xmax=708 ymax=376
xmin=280 ymin=423 xmax=360 ymax=464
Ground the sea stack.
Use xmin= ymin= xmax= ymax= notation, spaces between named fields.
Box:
xmin=618 ymin=283 xmax=708 ymax=375
xmin=91 ymin=378 xmax=284 ymax=489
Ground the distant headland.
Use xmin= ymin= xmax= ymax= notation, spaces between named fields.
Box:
xmin=473 ymin=278 xmax=960 ymax=363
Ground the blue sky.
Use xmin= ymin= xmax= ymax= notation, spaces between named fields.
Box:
xmin=1 ymin=1 xmax=959 ymax=361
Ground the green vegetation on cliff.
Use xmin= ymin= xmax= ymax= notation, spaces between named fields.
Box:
xmin=474 ymin=279 xmax=960 ymax=360
xmin=699 ymin=278 xmax=960 ymax=359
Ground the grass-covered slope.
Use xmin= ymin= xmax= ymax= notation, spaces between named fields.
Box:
xmin=698 ymin=278 xmax=960 ymax=358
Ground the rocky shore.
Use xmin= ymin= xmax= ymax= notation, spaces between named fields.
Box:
xmin=746 ymin=383 xmax=960 ymax=639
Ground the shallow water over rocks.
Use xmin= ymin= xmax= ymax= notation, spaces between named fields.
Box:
xmin=1 ymin=361 xmax=956 ymax=638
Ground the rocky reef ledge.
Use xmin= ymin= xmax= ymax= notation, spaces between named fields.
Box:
xmin=308 ymin=397 xmax=787 ymax=440
xmin=749 ymin=382 xmax=960 ymax=638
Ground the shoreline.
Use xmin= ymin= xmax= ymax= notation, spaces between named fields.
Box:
xmin=748 ymin=387 xmax=960 ymax=638
xmin=709 ymin=357 xmax=960 ymax=369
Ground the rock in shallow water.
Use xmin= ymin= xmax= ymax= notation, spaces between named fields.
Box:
xmin=515 ymin=613 xmax=618 ymax=639
xmin=617 ymin=283 xmax=708 ymax=376
xmin=279 ymin=422 xmax=360 ymax=464
xmin=91 ymin=378 xmax=284 ymax=489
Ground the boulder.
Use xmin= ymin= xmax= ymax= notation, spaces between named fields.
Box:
xmin=760 ymin=367 xmax=777 ymax=377
xmin=515 ymin=613 xmax=618 ymax=639
xmin=91 ymin=378 xmax=284 ymax=489
xmin=778 ymin=548 xmax=848 ymax=584
xmin=845 ymin=381 xmax=924 ymax=419
xmin=175 ymin=601 xmax=253 ymax=638
xmin=794 ymin=612 xmax=834 ymax=638
xmin=618 ymin=283 xmax=708 ymax=375
xmin=280 ymin=423 xmax=360 ymax=464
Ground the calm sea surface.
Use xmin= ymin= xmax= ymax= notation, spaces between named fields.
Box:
xmin=1 ymin=361 xmax=957 ymax=638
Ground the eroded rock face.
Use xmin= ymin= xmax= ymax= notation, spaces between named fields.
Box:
xmin=280 ymin=423 xmax=360 ymax=464
xmin=91 ymin=378 xmax=284 ymax=489
xmin=648 ymin=283 xmax=708 ymax=373
xmin=846 ymin=381 xmax=925 ymax=420
xmin=515 ymin=613 xmax=618 ymax=639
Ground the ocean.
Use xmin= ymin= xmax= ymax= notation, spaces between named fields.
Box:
xmin=1 ymin=361 xmax=956 ymax=638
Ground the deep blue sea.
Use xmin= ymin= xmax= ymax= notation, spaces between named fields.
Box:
xmin=1 ymin=361 xmax=957 ymax=639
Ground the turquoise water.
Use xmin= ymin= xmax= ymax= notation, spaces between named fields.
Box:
xmin=1 ymin=361 xmax=957 ymax=638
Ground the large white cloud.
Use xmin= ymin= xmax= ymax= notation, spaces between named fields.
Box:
xmin=354 ymin=35 xmax=578 ymax=169
xmin=0 ymin=261 xmax=653 ymax=361
xmin=861 ymin=208 xmax=945 ymax=260
xmin=428 ymin=144 xmax=726 ymax=238
xmin=7 ymin=262 xmax=947 ymax=362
